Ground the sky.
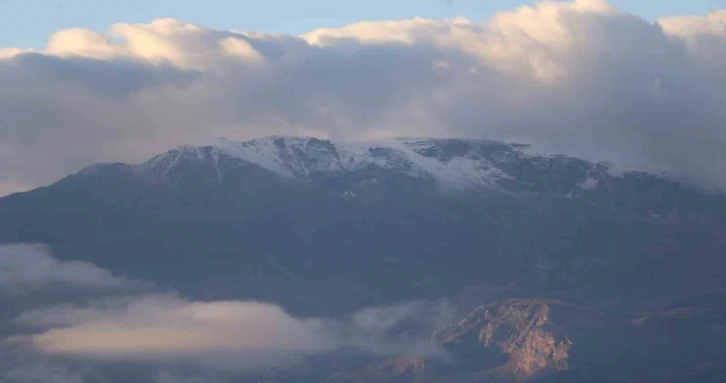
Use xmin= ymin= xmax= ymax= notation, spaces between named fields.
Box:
xmin=1 ymin=0 xmax=726 ymax=196
xmin=1 ymin=0 xmax=724 ymax=48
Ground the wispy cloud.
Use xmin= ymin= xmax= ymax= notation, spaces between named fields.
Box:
xmin=0 ymin=244 xmax=138 ymax=294
xmin=13 ymin=294 xmax=453 ymax=371
xmin=0 ymin=244 xmax=454 ymax=378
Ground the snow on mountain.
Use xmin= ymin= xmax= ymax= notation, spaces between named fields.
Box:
xmin=140 ymin=136 xmax=656 ymax=191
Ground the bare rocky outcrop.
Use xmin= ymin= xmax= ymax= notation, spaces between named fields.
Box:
xmin=327 ymin=299 xmax=607 ymax=383
xmin=435 ymin=299 xmax=605 ymax=382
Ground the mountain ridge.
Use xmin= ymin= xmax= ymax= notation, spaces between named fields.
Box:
xmin=139 ymin=136 xmax=654 ymax=186
xmin=66 ymin=136 xmax=672 ymax=202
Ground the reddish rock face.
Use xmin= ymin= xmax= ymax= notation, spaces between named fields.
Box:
xmin=434 ymin=299 xmax=606 ymax=382
xmin=327 ymin=294 xmax=726 ymax=383
xmin=327 ymin=299 xmax=610 ymax=383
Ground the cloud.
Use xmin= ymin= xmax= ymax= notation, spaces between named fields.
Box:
xmin=14 ymin=294 xmax=453 ymax=371
xmin=659 ymin=10 xmax=726 ymax=38
xmin=0 ymin=244 xmax=136 ymax=294
xmin=43 ymin=19 xmax=267 ymax=70
xmin=1 ymin=0 xmax=726 ymax=192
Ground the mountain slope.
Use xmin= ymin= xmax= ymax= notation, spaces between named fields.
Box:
xmin=328 ymin=298 xmax=726 ymax=383
xmin=0 ymin=136 xmax=724 ymax=317
xmin=1 ymin=136 xmax=726 ymax=381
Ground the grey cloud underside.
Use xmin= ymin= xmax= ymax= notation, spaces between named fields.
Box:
xmin=1 ymin=1 xmax=726 ymax=194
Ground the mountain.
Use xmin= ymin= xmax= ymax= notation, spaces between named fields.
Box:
xmin=327 ymin=298 xmax=607 ymax=383
xmin=1 ymin=136 xmax=725 ymax=382
xmin=328 ymin=297 xmax=726 ymax=383
xmin=126 ymin=135 xmax=666 ymax=196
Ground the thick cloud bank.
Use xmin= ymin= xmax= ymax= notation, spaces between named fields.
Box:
xmin=2 ymin=0 xmax=726 ymax=193
xmin=13 ymin=295 xmax=453 ymax=370
xmin=0 ymin=244 xmax=134 ymax=293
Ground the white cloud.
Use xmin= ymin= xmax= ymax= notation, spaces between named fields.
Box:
xmin=15 ymin=295 xmax=453 ymax=370
xmin=1 ymin=0 xmax=726 ymax=193
xmin=0 ymin=244 xmax=135 ymax=293
xmin=43 ymin=18 xmax=266 ymax=70
xmin=658 ymin=10 xmax=726 ymax=38
xmin=0 ymin=48 xmax=32 ymax=59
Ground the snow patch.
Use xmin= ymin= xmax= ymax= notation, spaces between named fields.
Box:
xmin=142 ymin=136 xmax=665 ymax=190
xmin=579 ymin=177 xmax=599 ymax=190
xmin=145 ymin=136 xmax=527 ymax=189
xmin=205 ymin=137 xmax=297 ymax=178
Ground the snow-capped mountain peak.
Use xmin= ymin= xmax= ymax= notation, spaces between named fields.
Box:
xmin=142 ymin=136 xmax=528 ymax=189
xmin=137 ymin=135 xmax=670 ymax=197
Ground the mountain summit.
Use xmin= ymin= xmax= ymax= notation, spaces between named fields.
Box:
xmin=107 ymin=135 xmax=659 ymax=199
xmin=143 ymin=136 xmax=519 ymax=189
